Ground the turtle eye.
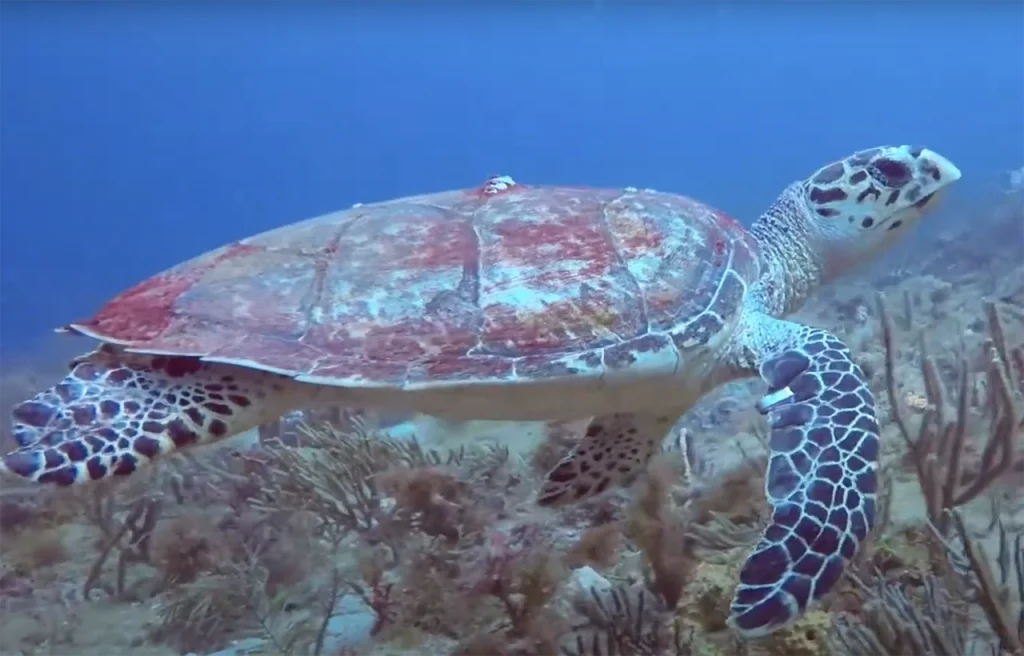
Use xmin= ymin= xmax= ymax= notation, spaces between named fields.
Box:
xmin=869 ymin=158 xmax=912 ymax=188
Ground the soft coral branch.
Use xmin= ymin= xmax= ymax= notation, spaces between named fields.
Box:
xmin=877 ymin=293 xmax=1020 ymax=535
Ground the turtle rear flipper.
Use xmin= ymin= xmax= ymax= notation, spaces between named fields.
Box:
xmin=728 ymin=320 xmax=879 ymax=637
xmin=536 ymin=411 xmax=683 ymax=506
xmin=2 ymin=348 xmax=304 ymax=485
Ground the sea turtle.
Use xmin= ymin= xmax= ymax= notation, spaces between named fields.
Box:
xmin=1 ymin=145 xmax=960 ymax=636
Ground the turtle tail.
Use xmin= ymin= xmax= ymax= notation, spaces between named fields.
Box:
xmin=1 ymin=346 xmax=305 ymax=486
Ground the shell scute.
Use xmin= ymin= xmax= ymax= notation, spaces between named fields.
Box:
xmin=207 ymin=333 xmax=326 ymax=376
xmin=474 ymin=187 xmax=648 ymax=356
xmin=670 ymin=266 xmax=751 ymax=351
xmin=515 ymin=353 xmax=590 ymax=380
xmin=410 ymin=355 xmax=514 ymax=384
xmin=607 ymin=190 xmax=758 ymax=351
xmin=603 ymin=333 xmax=677 ymax=373
xmin=81 ymin=242 xmax=266 ymax=343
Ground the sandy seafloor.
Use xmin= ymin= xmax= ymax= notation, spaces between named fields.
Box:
xmin=0 ymin=189 xmax=1021 ymax=656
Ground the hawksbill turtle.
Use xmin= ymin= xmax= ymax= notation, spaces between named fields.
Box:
xmin=1 ymin=145 xmax=960 ymax=636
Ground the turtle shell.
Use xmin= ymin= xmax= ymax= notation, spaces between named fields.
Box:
xmin=67 ymin=177 xmax=760 ymax=389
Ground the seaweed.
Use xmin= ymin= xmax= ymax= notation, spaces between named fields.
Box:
xmin=829 ymin=293 xmax=1024 ymax=655
xmin=253 ymin=421 xmax=465 ymax=540
xmin=78 ymin=480 xmax=163 ymax=601
xmin=562 ymin=582 xmax=695 ymax=656
xmin=623 ymin=456 xmax=698 ymax=611
xmin=878 ymin=294 xmax=1020 ymax=535
xmin=832 ymin=572 xmax=968 ymax=655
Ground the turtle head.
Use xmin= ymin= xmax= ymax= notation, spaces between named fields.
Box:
xmin=799 ymin=145 xmax=961 ymax=275
xmin=750 ymin=145 xmax=960 ymax=314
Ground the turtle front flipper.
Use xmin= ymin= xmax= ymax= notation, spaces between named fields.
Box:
xmin=729 ymin=319 xmax=879 ymax=637
xmin=1 ymin=347 xmax=311 ymax=486
xmin=536 ymin=411 xmax=682 ymax=506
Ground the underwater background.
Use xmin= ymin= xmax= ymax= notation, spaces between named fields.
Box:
xmin=1 ymin=1 xmax=1022 ymax=357
xmin=0 ymin=3 xmax=1023 ymax=656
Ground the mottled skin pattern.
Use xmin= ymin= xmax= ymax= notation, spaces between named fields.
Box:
xmin=1 ymin=147 xmax=961 ymax=638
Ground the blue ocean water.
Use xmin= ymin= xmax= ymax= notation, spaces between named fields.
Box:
xmin=0 ymin=1 xmax=1021 ymax=358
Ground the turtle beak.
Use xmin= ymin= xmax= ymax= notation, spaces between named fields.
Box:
xmin=912 ymin=150 xmax=961 ymax=212
xmin=920 ymin=149 xmax=962 ymax=185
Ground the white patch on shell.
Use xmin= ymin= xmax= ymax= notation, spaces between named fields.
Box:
xmin=483 ymin=175 xmax=516 ymax=194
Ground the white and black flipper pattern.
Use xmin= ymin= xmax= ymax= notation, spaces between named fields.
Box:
xmin=729 ymin=325 xmax=879 ymax=637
